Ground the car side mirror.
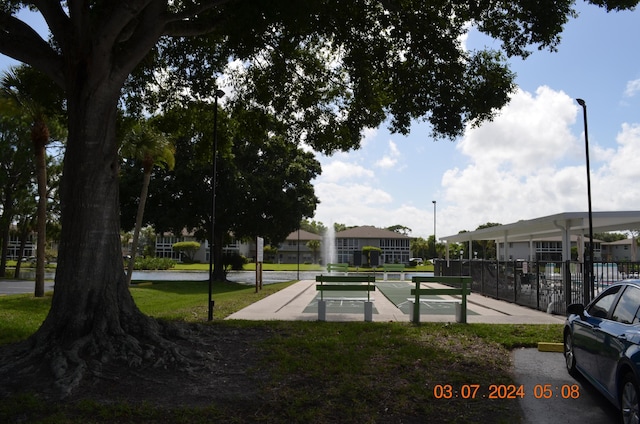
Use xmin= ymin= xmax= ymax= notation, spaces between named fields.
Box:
xmin=567 ymin=303 xmax=586 ymax=319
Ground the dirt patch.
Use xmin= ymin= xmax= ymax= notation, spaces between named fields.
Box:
xmin=61 ymin=324 xmax=274 ymax=409
xmin=0 ymin=323 xmax=273 ymax=411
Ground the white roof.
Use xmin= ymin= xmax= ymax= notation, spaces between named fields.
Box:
xmin=440 ymin=211 xmax=640 ymax=243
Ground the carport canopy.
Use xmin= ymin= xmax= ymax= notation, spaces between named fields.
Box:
xmin=439 ymin=211 xmax=640 ymax=262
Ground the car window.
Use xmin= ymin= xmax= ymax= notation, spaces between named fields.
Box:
xmin=611 ymin=286 xmax=640 ymax=324
xmin=587 ymin=285 xmax=622 ymax=319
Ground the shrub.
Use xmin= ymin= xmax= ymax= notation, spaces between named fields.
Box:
xmin=134 ymin=257 xmax=176 ymax=270
xmin=223 ymin=253 xmax=247 ymax=271
xmin=172 ymin=241 xmax=201 ymax=262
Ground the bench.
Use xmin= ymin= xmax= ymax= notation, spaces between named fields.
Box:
xmin=315 ymin=275 xmax=376 ymax=321
xmin=382 ymin=264 xmax=405 ymax=281
xmin=326 ymin=263 xmax=349 ymax=274
xmin=410 ymin=276 xmax=472 ymax=324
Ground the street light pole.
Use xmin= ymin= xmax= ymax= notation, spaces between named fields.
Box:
xmin=208 ymin=89 xmax=225 ymax=322
xmin=297 ymin=228 xmax=300 ymax=280
xmin=576 ymin=98 xmax=594 ymax=304
xmin=432 ymin=200 xmax=437 ymax=259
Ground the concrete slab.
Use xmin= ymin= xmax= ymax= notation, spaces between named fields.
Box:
xmin=226 ymin=279 xmax=566 ymax=324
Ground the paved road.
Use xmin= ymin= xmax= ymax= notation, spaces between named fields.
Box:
xmin=0 ymin=270 xmax=305 ymax=295
xmin=0 ymin=279 xmax=54 ymax=295
xmin=513 ymin=348 xmax=619 ymax=424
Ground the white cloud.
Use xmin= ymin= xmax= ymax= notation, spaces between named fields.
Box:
xmin=439 ymin=87 xmax=588 ymax=232
xmin=592 ymin=123 xmax=640 ymax=209
xmin=375 ymin=156 xmax=396 ymax=169
xmin=319 ymin=161 xmax=374 ymax=183
xmin=315 ymin=182 xmax=391 ymax=206
xmin=313 ymin=181 xmax=393 ymax=226
xmin=440 ymin=91 xmax=640 ymax=235
xmin=624 ymin=79 xmax=640 ymax=97
xmin=457 ymin=86 xmax=578 ymax=177
xmin=360 ymin=127 xmax=378 ymax=148
xmin=375 ymin=140 xmax=401 ymax=169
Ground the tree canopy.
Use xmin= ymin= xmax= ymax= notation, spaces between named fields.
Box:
xmin=1 ymin=65 xmax=65 ymax=294
xmin=387 ymin=225 xmax=412 ymax=236
xmin=0 ymin=95 xmax=35 ymax=274
xmin=120 ymin=101 xmax=320 ymax=279
xmin=300 ymin=219 xmax=328 ymax=236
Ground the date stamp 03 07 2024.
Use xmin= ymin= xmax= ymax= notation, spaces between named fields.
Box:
xmin=433 ymin=384 xmax=580 ymax=400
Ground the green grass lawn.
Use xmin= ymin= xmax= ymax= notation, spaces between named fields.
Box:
xmin=3 ymin=260 xmax=433 ymax=273
xmin=0 ymin=279 xmax=562 ymax=423
xmin=173 ymin=262 xmax=435 ymax=272
xmin=0 ymin=280 xmax=296 ymax=345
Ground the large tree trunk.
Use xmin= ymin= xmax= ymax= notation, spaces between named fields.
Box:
xmin=0 ymin=82 xmax=191 ymax=398
xmin=41 ymin=87 xmax=133 ymax=336
xmin=0 ymin=3 xmax=204 ymax=400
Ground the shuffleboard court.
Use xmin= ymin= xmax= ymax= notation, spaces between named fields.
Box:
xmin=375 ymin=281 xmax=477 ymax=316
xmin=303 ymin=289 xmax=379 ymax=314
xmin=227 ymin=280 xmax=566 ymax=324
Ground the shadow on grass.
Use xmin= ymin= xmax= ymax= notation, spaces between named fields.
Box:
xmin=0 ymin=280 xmax=297 ymax=344
xmin=131 ymin=279 xmax=247 ymax=295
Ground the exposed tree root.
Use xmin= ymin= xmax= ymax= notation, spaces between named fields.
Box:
xmin=0 ymin=317 xmax=219 ymax=400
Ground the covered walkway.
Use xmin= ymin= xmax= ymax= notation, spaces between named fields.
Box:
xmin=439 ymin=211 xmax=640 ymax=263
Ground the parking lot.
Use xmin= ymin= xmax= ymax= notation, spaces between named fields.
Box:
xmin=513 ymin=348 xmax=618 ymax=423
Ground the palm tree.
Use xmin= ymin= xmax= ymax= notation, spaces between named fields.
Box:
xmin=120 ymin=121 xmax=175 ymax=284
xmin=0 ymin=96 xmax=34 ymax=277
xmin=306 ymin=239 xmax=320 ymax=264
xmin=1 ymin=66 xmax=65 ymax=297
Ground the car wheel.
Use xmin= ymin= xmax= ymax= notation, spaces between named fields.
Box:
xmin=621 ymin=373 xmax=640 ymax=424
xmin=564 ymin=331 xmax=577 ymax=376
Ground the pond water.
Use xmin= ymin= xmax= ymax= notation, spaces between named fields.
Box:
xmin=14 ymin=270 xmax=434 ymax=286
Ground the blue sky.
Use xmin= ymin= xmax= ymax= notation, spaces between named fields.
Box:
xmin=2 ymin=3 xmax=639 ymax=240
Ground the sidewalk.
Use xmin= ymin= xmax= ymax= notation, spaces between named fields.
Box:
xmin=226 ymin=279 xmax=565 ymax=324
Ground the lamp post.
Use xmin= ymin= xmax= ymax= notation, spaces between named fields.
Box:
xmin=432 ymin=200 xmax=437 ymax=259
xmin=576 ymin=98 xmax=594 ymax=304
xmin=297 ymin=228 xmax=300 ymax=280
xmin=208 ymin=89 xmax=225 ymax=322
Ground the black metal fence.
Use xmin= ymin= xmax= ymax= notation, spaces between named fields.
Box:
xmin=434 ymin=259 xmax=640 ymax=316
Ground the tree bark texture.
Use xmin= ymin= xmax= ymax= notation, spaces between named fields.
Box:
xmin=33 ymin=123 xmax=47 ymax=297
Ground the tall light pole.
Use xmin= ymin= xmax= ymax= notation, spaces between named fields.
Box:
xmin=297 ymin=228 xmax=300 ymax=280
xmin=208 ymin=89 xmax=225 ymax=321
xmin=432 ymin=200 xmax=437 ymax=259
xmin=576 ymin=98 xmax=594 ymax=304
